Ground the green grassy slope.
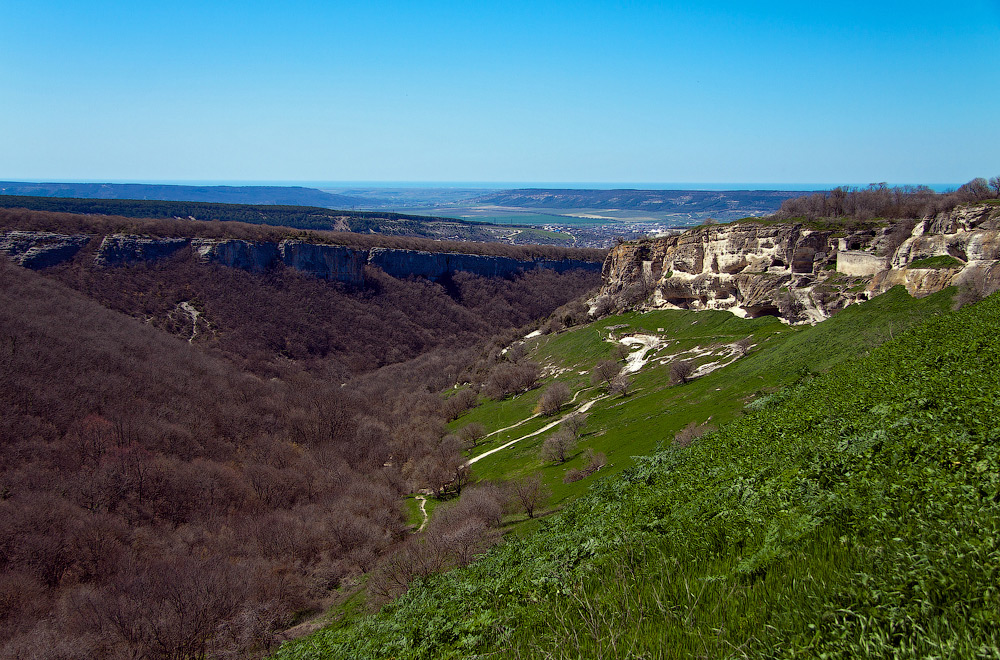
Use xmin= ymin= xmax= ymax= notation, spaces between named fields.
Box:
xmin=459 ymin=288 xmax=953 ymax=511
xmin=270 ymin=286 xmax=1000 ymax=659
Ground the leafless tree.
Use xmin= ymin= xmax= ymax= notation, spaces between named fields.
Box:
xmin=609 ymin=373 xmax=633 ymax=397
xmin=958 ymin=177 xmax=992 ymax=201
xmin=537 ymin=382 xmax=571 ymax=416
xmin=590 ymin=295 xmax=614 ymax=318
xmin=591 ymin=359 xmax=620 ymax=391
xmin=458 ymin=422 xmax=487 ymax=448
xmin=482 ymin=362 xmax=540 ymax=400
xmin=508 ymin=473 xmax=550 ymax=519
xmin=562 ymin=412 xmax=588 ymax=438
xmin=669 ymin=359 xmax=695 ymax=385
xmin=734 ymin=337 xmax=753 ymax=356
xmin=442 ymin=388 xmax=477 ymax=421
xmin=540 ymin=428 xmax=577 ymax=464
xmin=674 ymin=420 xmax=715 ymax=448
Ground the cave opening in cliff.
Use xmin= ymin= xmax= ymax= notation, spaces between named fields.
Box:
xmin=746 ymin=304 xmax=781 ymax=319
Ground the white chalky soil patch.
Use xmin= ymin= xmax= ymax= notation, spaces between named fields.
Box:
xmin=617 ymin=334 xmax=668 ymax=373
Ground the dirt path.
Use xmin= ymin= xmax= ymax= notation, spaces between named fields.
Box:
xmin=464 ymin=397 xmax=603 ymax=467
xmin=415 ymin=495 xmax=429 ymax=531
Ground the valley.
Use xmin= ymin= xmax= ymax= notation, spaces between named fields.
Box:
xmin=2 ymin=184 xmax=999 ymax=659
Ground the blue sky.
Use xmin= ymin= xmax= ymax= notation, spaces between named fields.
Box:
xmin=1 ymin=1 xmax=997 ymax=185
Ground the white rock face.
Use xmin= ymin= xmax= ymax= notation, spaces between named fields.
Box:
xmin=600 ymin=203 xmax=1000 ymax=324
xmin=0 ymin=231 xmax=91 ymax=268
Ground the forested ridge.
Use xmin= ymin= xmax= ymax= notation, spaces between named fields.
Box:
xmin=0 ymin=195 xmax=521 ymax=243
xmin=0 ymin=207 xmax=606 ymax=262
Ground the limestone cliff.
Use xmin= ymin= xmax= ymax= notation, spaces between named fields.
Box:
xmin=600 ymin=203 xmax=1000 ymax=324
xmin=3 ymin=231 xmax=601 ymax=283
xmin=191 ymin=239 xmax=280 ymax=273
xmin=278 ymin=241 xmax=368 ymax=285
xmin=0 ymin=231 xmax=91 ymax=269
xmin=95 ymin=234 xmax=189 ymax=267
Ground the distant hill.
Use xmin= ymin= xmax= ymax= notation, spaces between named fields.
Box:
xmin=0 ymin=181 xmax=372 ymax=208
xmin=0 ymin=195 xmax=580 ymax=245
xmin=476 ymin=188 xmax=815 ymax=217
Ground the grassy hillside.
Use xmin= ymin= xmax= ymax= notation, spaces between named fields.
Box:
xmin=271 ymin=286 xmax=1000 ymax=659
xmin=456 ymin=287 xmax=952 ymax=512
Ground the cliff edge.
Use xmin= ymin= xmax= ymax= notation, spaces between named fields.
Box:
xmin=599 ymin=202 xmax=1000 ymax=323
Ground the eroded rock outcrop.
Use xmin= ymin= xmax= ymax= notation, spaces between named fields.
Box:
xmin=80 ymin=235 xmax=602 ymax=284
xmin=0 ymin=231 xmax=91 ymax=269
xmin=601 ymin=203 xmax=1000 ymax=324
xmin=95 ymin=234 xmax=189 ymax=267
xmin=279 ymin=241 xmax=368 ymax=285
xmin=192 ymin=239 xmax=280 ymax=273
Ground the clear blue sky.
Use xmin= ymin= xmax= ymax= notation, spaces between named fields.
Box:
xmin=2 ymin=1 xmax=997 ymax=185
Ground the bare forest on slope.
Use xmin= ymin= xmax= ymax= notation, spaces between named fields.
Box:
xmin=0 ymin=209 xmax=601 ymax=659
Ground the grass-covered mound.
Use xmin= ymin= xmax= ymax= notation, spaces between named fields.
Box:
xmin=273 ymin=292 xmax=1000 ymax=659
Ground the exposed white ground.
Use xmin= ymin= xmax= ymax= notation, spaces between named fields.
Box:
xmin=178 ymin=301 xmax=200 ymax=343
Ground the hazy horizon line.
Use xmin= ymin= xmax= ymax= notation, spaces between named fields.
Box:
xmin=0 ymin=178 xmax=964 ymax=193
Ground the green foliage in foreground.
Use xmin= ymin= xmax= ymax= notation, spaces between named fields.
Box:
xmin=273 ymin=292 xmax=1000 ymax=659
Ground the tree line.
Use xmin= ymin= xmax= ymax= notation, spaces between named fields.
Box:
xmin=774 ymin=177 xmax=1000 ymax=223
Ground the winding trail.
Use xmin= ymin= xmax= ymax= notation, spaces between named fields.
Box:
xmin=464 ymin=397 xmax=603 ymax=467
xmin=415 ymin=495 xmax=429 ymax=531
xmin=476 ymin=383 xmax=594 ymax=443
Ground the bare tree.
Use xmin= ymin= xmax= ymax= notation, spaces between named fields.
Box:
xmin=537 ymin=382 xmax=571 ymax=416
xmin=990 ymin=176 xmax=1000 ymax=197
xmin=483 ymin=362 xmax=540 ymax=400
xmin=442 ymin=388 xmax=477 ymax=421
xmin=591 ymin=359 xmax=620 ymax=391
xmin=563 ymin=448 xmax=606 ymax=483
xmin=669 ymin=359 xmax=695 ymax=385
xmin=590 ymin=295 xmax=614 ymax=318
xmin=508 ymin=474 xmax=550 ymax=519
xmin=609 ymin=373 xmax=633 ymax=397
xmin=958 ymin=177 xmax=992 ymax=201
xmin=458 ymin=422 xmax=487 ymax=448
xmin=734 ymin=337 xmax=753 ymax=356
xmin=540 ymin=428 xmax=577 ymax=464
xmin=562 ymin=412 xmax=589 ymax=438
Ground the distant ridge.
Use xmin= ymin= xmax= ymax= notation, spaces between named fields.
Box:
xmin=0 ymin=181 xmax=371 ymax=208
xmin=475 ymin=188 xmax=817 ymax=217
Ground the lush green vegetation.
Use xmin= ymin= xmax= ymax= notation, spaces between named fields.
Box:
xmin=271 ymin=284 xmax=1000 ymax=659
xmin=909 ymin=254 xmax=964 ymax=269
xmin=460 ymin=289 xmax=951 ymax=510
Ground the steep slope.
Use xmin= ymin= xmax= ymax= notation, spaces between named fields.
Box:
xmin=0 ymin=211 xmax=606 ymax=659
xmin=271 ymin=283 xmax=1000 ymax=659
xmin=0 ymin=260 xmax=411 ymax=658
